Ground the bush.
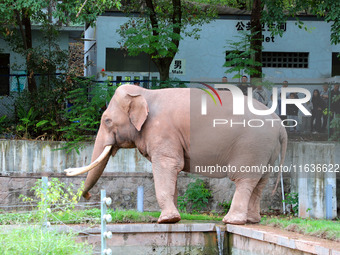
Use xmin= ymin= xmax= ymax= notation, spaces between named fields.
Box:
xmin=5 ymin=75 xmax=117 ymax=153
xmin=283 ymin=192 xmax=299 ymax=215
xmin=0 ymin=227 xmax=92 ymax=255
xmin=219 ymin=200 xmax=232 ymax=214
xmin=20 ymin=178 xmax=84 ymax=224
xmin=58 ymin=78 xmax=116 ymax=153
xmin=178 ymin=179 xmax=212 ymax=213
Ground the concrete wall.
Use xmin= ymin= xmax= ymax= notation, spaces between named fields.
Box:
xmin=0 ymin=140 xmax=338 ymax=216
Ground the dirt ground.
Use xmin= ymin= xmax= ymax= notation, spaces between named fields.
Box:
xmin=243 ymin=223 xmax=340 ymax=251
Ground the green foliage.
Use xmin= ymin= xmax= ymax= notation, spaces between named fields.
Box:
xmin=12 ymin=75 xmax=77 ymax=140
xmin=330 ymin=94 xmax=340 ymax=141
xmin=20 ymin=178 xmax=84 ymax=224
xmin=261 ymin=216 xmax=340 ymax=242
xmin=118 ymin=1 xmax=215 ymax=57
xmin=15 ymin=107 xmax=38 ymax=139
xmin=59 ymin=78 xmax=116 ymax=153
xmin=223 ymin=30 xmax=263 ymax=79
xmin=330 ymin=114 xmax=340 ymax=141
xmin=0 ymin=227 xmax=92 ymax=255
xmin=218 ymin=200 xmax=232 ymax=214
xmin=178 ymin=179 xmax=212 ymax=213
xmin=0 ymin=115 xmax=8 ymax=134
xmin=262 ymin=0 xmax=340 ymax=45
xmin=0 ymin=209 xmax=223 ymax=225
xmin=283 ymin=192 xmax=299 ymax=215
xmin=117 ymin=0 xmax=216 ymax=80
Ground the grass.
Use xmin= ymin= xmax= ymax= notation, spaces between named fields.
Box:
xmin=0 ymin=226 xmax=92 ymax=255
xmin=261 ymin=216 xmax=340 ymax=242
xmin=0 ymin=209 xmax=223 ymax=225
xmin=2 ymin=209 xmax=339 ymax=243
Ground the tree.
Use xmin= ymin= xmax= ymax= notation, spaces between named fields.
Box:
xmin=117 ymin=0 xmax=216 ymax=82
xmin=224 ymin=0 xmax=340 ymax=80
xmin=0 ymin=0 xmax=121 ymax=92
xmin=224 ymin=31 xmax=262 ymax=79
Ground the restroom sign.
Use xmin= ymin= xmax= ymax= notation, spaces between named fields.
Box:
xmin=235 ymin=21 xmax=287 ymax=43
xmin=170 ymin=59 xmax=186 ymax=75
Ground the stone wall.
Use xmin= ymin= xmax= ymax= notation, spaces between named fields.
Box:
xmin=0 ymin=172 xmax=284 ymax=213
xmin=0 ymin=140 xmax=338 ymax=215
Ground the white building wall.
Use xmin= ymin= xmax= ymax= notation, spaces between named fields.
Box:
xmin=91 ymin=15 xmax=340 ymax=85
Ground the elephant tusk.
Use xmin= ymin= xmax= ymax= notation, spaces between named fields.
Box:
xmin=64 ymin=145 xmax=112 ymax=176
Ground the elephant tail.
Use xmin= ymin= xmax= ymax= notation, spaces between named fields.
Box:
xmin=272 ymin=125 xmax=288 ymax=196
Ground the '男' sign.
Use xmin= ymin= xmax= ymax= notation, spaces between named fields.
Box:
xmin=170 ymin=59 xmax=186 ymax=75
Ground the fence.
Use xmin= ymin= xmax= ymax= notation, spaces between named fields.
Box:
xmin=1 ymin=73 xmax=338 ymax=139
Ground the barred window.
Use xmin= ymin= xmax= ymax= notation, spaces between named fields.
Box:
xmin=262 ymin=52 xmax=309 ymax=68
xmin=225 ymin=51 xmax=309 ymax=68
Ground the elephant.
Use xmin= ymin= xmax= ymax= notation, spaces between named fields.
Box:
xmin=65 ymin=84 xmax=287 ymax=225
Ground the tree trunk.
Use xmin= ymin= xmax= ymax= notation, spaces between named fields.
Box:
xmin=22 ymin=9 xmax=37 ymax=93
xmin=250 ymin=0 xmax=263 ymax=81
xmin=153 ymin=58 xmax=172 ymax=82
xmin=145 ymin=0 xmax=181 ymax=84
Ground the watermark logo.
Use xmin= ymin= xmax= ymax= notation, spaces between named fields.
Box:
xmin=201 ymin=84 xmax=312 ymax=116
xmin=200 ymin=83 xmax=222 ymax=115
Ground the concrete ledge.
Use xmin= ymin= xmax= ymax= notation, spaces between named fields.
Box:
xmin=49 ymin=223 xmax=218 ymax=233
xmin=227 ymin=224 xmax=340 ymax=255
xmin=2 ymin=223 xmax=340 ymax=254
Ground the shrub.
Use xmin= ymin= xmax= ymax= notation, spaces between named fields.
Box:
xmin=219 ymin=200 xmax=232 ymax=214
xmin=178 ymin=179 xmax=212 ymax=213
xmin=20 ymin=178 xmax=84 ymax=224
xmin=58 ymin=78 xmax=116 ymax=153
xmin=283 ymin=192 xmax=299 ymax=215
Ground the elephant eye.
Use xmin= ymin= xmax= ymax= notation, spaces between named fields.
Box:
xmin=104 ymin=118 xmax=112 ymax=125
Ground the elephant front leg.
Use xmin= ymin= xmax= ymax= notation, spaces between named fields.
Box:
xmin=223 ymin=178 xmax=260 ymax=225
xmin=152 ymin=157 xmax=182 ymax=224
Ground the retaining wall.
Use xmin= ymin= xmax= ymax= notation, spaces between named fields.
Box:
xmin=0 ymin=140 xmax=338 ymax=216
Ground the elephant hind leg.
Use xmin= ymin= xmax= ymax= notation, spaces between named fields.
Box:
xmin=247 ymin=173 xmax=270 ymax=223
xmin=223 ymin=177 xmax=261 ymax=225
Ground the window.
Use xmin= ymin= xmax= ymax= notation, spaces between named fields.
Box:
xmin=105 ymin=48 xmax=158 ymax=72
xmin=0 ymin=54 xmax=10 ymax=96
xmin=225 ymin=51 xmax=309 ymax=68
xmin=262 ymin=52 xmax=309 ymax=68
xmin=331 ymin=52 xmax=340 ymax=76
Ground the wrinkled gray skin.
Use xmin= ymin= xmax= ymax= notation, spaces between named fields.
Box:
xmin=80 ymin=85 xmax=287 ymax=224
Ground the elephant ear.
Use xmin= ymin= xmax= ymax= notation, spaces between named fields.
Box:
xmin=127 ymin=93 xmax=149 ymax=131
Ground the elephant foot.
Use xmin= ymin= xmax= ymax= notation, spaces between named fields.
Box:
xmin=157 ymin=210 xmax=181 ymax=224
xmin=222 ymin=212 xmax=247 ymax=225
xmin=246 ymin=213 xmax=261 ymax=224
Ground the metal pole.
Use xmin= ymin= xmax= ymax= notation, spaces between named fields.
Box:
xmin=325 ymin=185 xmax=333 ymax=220
xmin=137 ymin=186 xmax=144 ymax=212
xmin=42 ymin=176 xmax=48 ymax=228
xmin=278 ymin=154 xmax=286 ymax=214
xmin=281 ymin=172 xmax=286 ymax=214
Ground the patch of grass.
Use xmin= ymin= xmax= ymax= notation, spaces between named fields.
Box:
xmin=261 ymin=216 xmax=340 ymax=242
xmin=0 ymin=226 xmax=92 ymax=255
xmin=0 ymin=209 xmax=223 ymax=225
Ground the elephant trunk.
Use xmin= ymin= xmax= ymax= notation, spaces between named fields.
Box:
xmin=82 ymin=145 xmax=114 ymax=199
xmin=64 ymin=125 xmax=116 ymax=199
